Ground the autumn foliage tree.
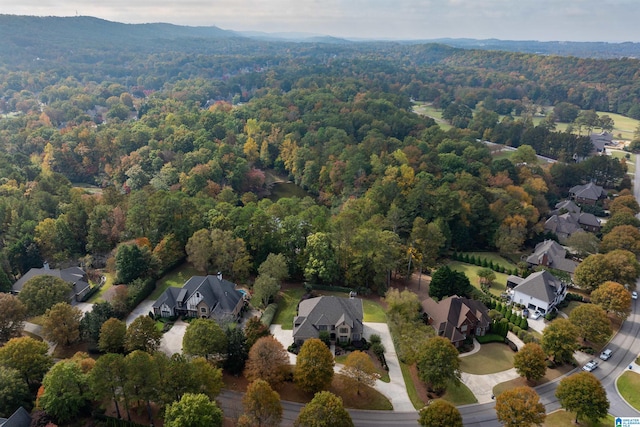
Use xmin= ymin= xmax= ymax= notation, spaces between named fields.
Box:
xmin=295 ymin=391 xmax=354 ymax=427
xmin=513 ymin=343 xmax=547 ymax=383
xmin=417 ymin=336 xmax=461 ymax=393
xmin=42 ymin=302 xmax=83 ymax=347
xmin=241 ymin=379 xmax=283 ymax=427
xmin=495 ymin=386 xmax=546 ymax=427
xmin=98 ymin=318 xmax=127 ymax=353
xmin=590 ymin=281 xmax=632 ymax=319
xmin=569 ymin=304 xmax=611 ymax=345
xmin=556 ymin=372 xmax=609 ymax=424
xmin=541 ymin=319 xmax=579 ymax=364
xmin=124 ymin=316 xmax=162 ymax=353
xmin=18 ymin=275 xmax=72 ymax=316
xmin=0 ymin=336 xmax=53 ymax=386
xmin=418 ymin=399 xmax=463 ymax=427
xmin=0 ymin=293 xmax=27 ymax=342
xmin=340 ymin=350 xmax=379 ymax=395
xmin=294 ymin=338 xmax=334 ymax=393
xmin=244 ymin=336 xmax=290 ymax=388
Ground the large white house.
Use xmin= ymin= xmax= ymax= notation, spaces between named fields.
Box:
xmin=507 ymin=270 xmax=567 ymax=314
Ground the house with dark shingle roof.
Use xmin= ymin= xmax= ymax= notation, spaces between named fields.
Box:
xmin=0 ymin=407 xmax=31 ymax=427
xmin=526 ymin=240 xmax=579 ymax=274
xmin=152 ymin=274 xmax=245 ymax=321
xmin=421 ymin=295 xmax=490 ymax=347
xmin=509 ymin=270 xmax=567 ymax=314
xmin=569 ymin=182 xmax=606 ymax=205
xmin=293 ymin=296 xmax=364 ymax=346
xmin=544 ymin=200 xmax=601 ymax=242
xmin=11 ymin=262 xmax=91 ymax=303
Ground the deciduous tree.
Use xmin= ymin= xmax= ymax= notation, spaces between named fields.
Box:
xmin=182 ymin=318 xmax=228 ymax=362
xmin=556 ymin=372 xmax=609 ymax=424
xmin=164 ymin=393 xmax=223 ymax=427
xmin=495 ymin=386 xmax=545 ymax=427
xmin=224 ymin=326 xmax=248 ymax=375
xmin=340 ymin=350 xmax=379 ymax=395
xmin=590 ymin=281 xmax=632 ymax=319
xmin=244 ymin=336 xmax=290 ymax=388
xmin=541 ymin=319 xmax=579 ymax=364
xmin=42 ymin=302 xmax=83 ymax=347
xmin=416 ymin=337 xmax=461 ymax=393
xmin=0 ymin=336 xmax=53 ymax=386
xmin=599 ymin=225 xmax=640 ymax=255
xmin=0 ymin=293 xmax=27 ymax=342
xmin=89 ymin=353 xmax=128 ymax=420
xmin=513 ymin=343 xmax=546 ymax=383
xmin=294 ymin=338 xmax=334 ymax=393
xmin=428 ymin=266 xmax=471 ymax=300
xmin=253 ymin=274 xmax=280 ymax=308
xmin=99 ymin=318 xmax=127 ymax=353
xmin=243 ymin=316 xmax=271 ymax=349
xmin=39 ymin=360 xmax=90 ymax=424
xmin=80 ymin=301 xmax=115 ymax=343
xmin=242 ymin=379 xmax=282 ymax=427
xmin=124 ymin=350 xmax=159 ymax=426
xmin=124 ymin=316 xmax=162 ymax=353
xmin=418 ymin=399 xmax=463 ymax=427
xmin=17 ymin=275 xmax=72 ymax=316
xmin=295 ymin=391 xmax=354 ymax=427
xmin=569 ymin=304 xmax=611 ymax=345
xmin=0 ymin=366 xmax=32 ymax=417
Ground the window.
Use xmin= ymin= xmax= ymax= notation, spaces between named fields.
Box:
xmin=200 ymin=307 xmax=206 ymax=313
xmin=318 ymin=325 xmax=327 ymax=331
xmin=339 ymin=327 xmax=348 ymax=334
xmin=461 ymin=325 xmax=467 ymax=332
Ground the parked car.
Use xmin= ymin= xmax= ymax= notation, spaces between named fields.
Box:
xmin=530 ymin=310 xmax=542 ymax=320
xmin=632 ymin=291 xmax=638 ymax=300
xmin=599 ymin=349 xmax=613 ymax=360
xmin=582 ymin=360 xmax=599 ymax=372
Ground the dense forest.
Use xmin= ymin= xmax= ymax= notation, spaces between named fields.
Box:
xmin=0 ymin=15 xmax=632 ymax=296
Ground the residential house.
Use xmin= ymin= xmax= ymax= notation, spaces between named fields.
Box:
xmin=508 ymin=270 xmax=567 ymax=314
xmin=0 ymin=407 xmax=31 ymax=427
xmin=11 ymin=262 xmax=91 ymax=303
xmin=293 ymin=296 xmax=364 ymax=346
xmin=525 ymin=240 xmax=578 ymax=274
xmin=569 ymin=182 xmax=606 ymax=205
xmin=421 ymin=295 xmax=491 ymax=348
xmin=544 ymin=201 xmax=601 ymax=241
xmin=590 ymin=131 xmax=613 ymax=152
xmin=152 ymin=274 xmax=245 ymax=321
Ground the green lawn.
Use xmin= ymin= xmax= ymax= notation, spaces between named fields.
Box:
xmin=441 ymin=379 xmax=478 ymax=406
xmin=459 ymin=343 xmax=515 ymax=374
xmin=273 ymin=288 xmax=386 ymax=329
xmin=335 ymin=353 xmax=390 ymax=383
xmin=543 ymin=410 xmax=614 ymax=427
xmin=447 ymin=261 xmax=509 ymax=297
xmin=400 ymin=362 xmax=424 ymax=410
xmin=149 ymin=264 xmax=201 ymax=300
xmin=617 ymin=371 xmax=640 ymax=411
xmin=609 ymin=149 xmax=636 ymax=174
xmin=560 ymin=300 xmax=584 ymax=317
xmin=460 ymin=252 xmax=517 ymax=271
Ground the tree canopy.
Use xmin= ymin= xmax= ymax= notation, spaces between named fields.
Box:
xmin=556 ymin=372 xmax=609 ymax=424
xmin=295 ymin=391 xmax=354 ymax=427
xmin=182 ymin=318 xmax=228 ymax=362
xmin=294 ymin=338 xmax=335 ymax=393
xmin=17 ymin=276 xmax=72 ymax=316
xmin=164 ymin=393 xmax=223 ymax=427
xmin=495 ymin=386 xmax=546 ymax=427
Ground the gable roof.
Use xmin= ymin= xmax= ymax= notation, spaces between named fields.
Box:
xmin=544 ymin=214 xmax=581 ymax=236
xmin=569 ymin=182 xmax=605 ymax=201
xmin=293 ymin=296 xmax=363 ymax=338
xmin=12 ymin=265 xmax=90 ymax=296
xmin=526 ymin=240 xmax=578 ymax=273
xmin=590 ymin=131 xmax=612 ymax=152
xmin=152 ymin=275 xmax=243 ymax=317
xmin=552 ymin=200 xmax=581 ymax=215
xmin=0 ymin=407 xmax=31 ymax=427
xmin=421 ymin=295 xmax=490 ymax=344
xmin=513 ymin=270 xmax=564 ymax=304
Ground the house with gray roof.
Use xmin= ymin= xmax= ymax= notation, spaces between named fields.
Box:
xmin=509 ymin=270 xmax=567 ymax=314
xmin=569 ymin=182 xmax=606 ymax=205
xmin=152 ymin=274 xmax=245 ymax=321
xmin=421 ymin=295 xmax=490 ymax=347
xmin=0 ymin=407 xmax=31 ymax=427
xmin=293 ymin=296 xmax=364 ymax=346
xmin=544 ymin=201 xmax=601 ymax=241
xmin=11 ymin=262 xmax=91 ymax=303
xmin=526 ymin=240 xmax=579 ymax=274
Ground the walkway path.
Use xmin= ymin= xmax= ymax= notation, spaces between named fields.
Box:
xmin=23 ymin=321 xmax=56 ymax=356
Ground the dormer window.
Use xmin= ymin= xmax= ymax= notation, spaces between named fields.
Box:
xmin=196 ymin=292 xmax=200 ymax=298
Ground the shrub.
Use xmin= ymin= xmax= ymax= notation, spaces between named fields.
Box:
xmin=319 ymin=331 xmax=331 ymax=346
xmin=369 ymin=334 xmax=381 ymax=345
xmin=475 ymin=334 xmax=506 ymax=344
xmin=260 ymin=303 xmax=278 ymax=326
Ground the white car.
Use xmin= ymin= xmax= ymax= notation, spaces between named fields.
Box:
xmin=530 ymin=310 xmax=542 ymax=320
xmin=632 ymin=291 xmax=638 ymax=300
xmin=582 ymin=360 xmax=599 ymax=372
xmin=599 ymin=349 xmax=613 ymax=360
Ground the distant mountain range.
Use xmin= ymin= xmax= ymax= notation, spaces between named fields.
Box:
xmin=1 ymin=14 xmax=639 ymax=60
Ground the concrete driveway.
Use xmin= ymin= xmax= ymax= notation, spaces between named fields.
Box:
xmin=159 ymin=319 xmax=188 ymax=356
xmin=126 ymin=299 xmax=156 ymax=325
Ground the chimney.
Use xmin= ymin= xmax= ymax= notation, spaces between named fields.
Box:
xmin=217 ymin=272 xmax=222 ymax=281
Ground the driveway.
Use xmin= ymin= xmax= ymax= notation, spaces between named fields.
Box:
xmin=74 ymin=302 xmax=95 ymax=315
xmin=270 ymin=324 xmax=297 ymax=364
xmin=158 ymin=319 xmax=188 ymax=356
xmin=126 ymin=299 xmax=156 ymax=325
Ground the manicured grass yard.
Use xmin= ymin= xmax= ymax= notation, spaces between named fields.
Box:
xmin=617 ymin=371 xmax=640 ymax=411
xmin=87 ymin=272 xmax=115 ymax=303
xmin=609 ymin=149 xmax=636 ymax=174
xmin=560 ymin=300 xmax=584 ymax=317
xmin=400 ymin=362 xmax=424 ymax=410
xmin=459 ymin=343 xmax=515 ymax=374
xmin=149 ymin=264 xmax=201 ymax=300
xmin=543 ymin=410 xmax=614 ymax=427
xmin=441 ymin=379 xmax=478 ymax=406
xmin=448 ymin=261 xmax=509 ymax=297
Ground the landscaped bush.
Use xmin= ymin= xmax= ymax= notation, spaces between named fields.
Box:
xmin=369 ymin=334 xmax=381 ymax=345
xmin=127 ymin=277 xmax=156 ymax=310
xmin=260 ymin=303 xmax=278 ymax=326
xmin=566 ymin=292 xmax=585 ymax=302
xmin=288 ymin=343 xmax=299 ymax=354
xmin=319 ymin=330 xmax=331 ymax=346
xmin=475 ymin=333 xmax=506 ymax=344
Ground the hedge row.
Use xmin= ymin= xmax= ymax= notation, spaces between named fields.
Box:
xmin=260 ymin=303 xmax=278 ymax=326
xmin=452 ymin=252 xmax=518 ymax=275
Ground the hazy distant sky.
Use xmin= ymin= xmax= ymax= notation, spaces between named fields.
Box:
xmin=4 ymin=0 xmax=640 ymax=42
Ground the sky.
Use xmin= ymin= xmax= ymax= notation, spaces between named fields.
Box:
xmin=3 ymin=0 xmax=640 ymax=42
